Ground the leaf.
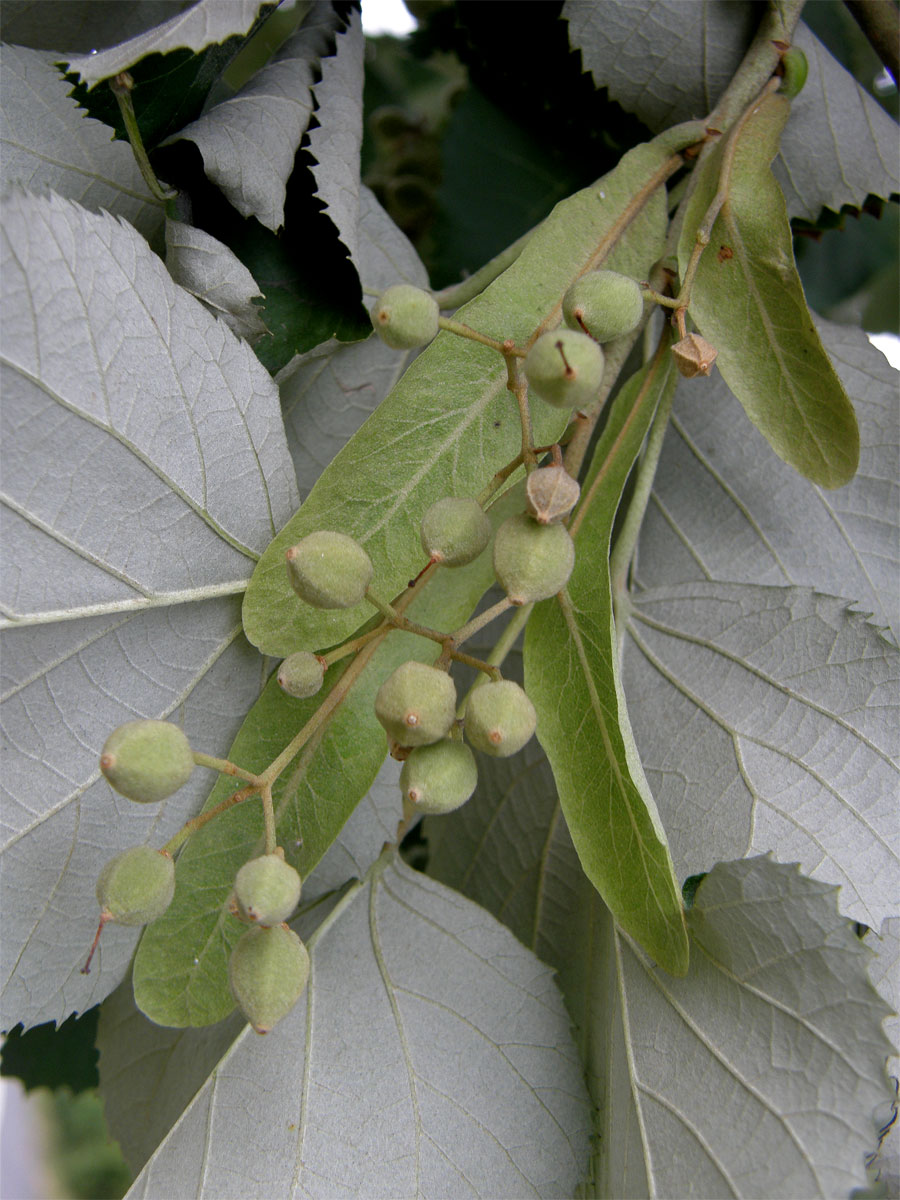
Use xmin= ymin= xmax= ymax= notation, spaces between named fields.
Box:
xmin=865 ymin=917 xmax=900 ymax=1195
xmin=244 ymin=134 xmax=682 ymax=657
xmin=64 ymin=0 xmax=268 ymax=88
xmin=173 ymin=0 xmax=341 ymax=232
xmin=126 ymin=851 xmax=592 ymax=1198
xmin=307 ymin=9 xmax=364 ymax=268
xmin=430 ymin=787 xmax=895 ymax=1198
xmin=563 ymin=0 xmax=757 ymax=135
xmin=565 ymin=4 xmax=900 ymax=220
xmin=0 ymin=45 xmax=163 ymax=241
xmin=678 ymin=92 xmax=859 ymax=488
xmin=773 ymin=23 xmax=900 ymax=222
xmin=1 ymin=1008 xmax=99 ymax=1092
xmin=165 ymin=217 xmax=267 ymax=340
xmin=635 ymin=318 xmax=900 ymax=645
xmin=525 ymin=351 xmax=689 ymax=976
xmin=132 ymin=531 xmax=503 ymax=1028
xmin=623 ymin=583 xmax=900 ymax=929
xmin=0 ymin=191 xmax=298 ymax=1028
xmin=0 ymin=0 xmax=196 ymax=54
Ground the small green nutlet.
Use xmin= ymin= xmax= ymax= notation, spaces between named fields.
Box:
xmin=493 ymin=513 xmax=575 ymax=604
xmin=100 ymin=719 xmax=194 ymax=803
xmin=229 ymin=924 xmax=310 ymax=1035
xmin=233 ymin=853 xmax=302 ymax=926
xmin=375 ymin=660 xmax=457 ymax=748
xmin=277 ymin=651 xmax=325 ymax=699
xmin=399 ymin=739 xmax=478 ymax=814
xmin=465 ymin=680 xmax=536 ymax=758
xmin=286 ymin=531 xmax=373 ymax=610
xmin=96 ymin=846 xmax=175 ymax=926
xmin=523 ymin=329 xmax=605 ymax=410
xmin=370 ymin=284 xmax=439 ymax=350
xmin=779 ymin=46 xmax=808 ymax=99
xmin=562 ymin=270 xmax=644 ymax=343
xmin=420 ymin=497 xmax=491 ymax=567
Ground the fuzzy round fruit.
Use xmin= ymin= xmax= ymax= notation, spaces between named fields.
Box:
xmin=465 ymin=680 xmax=536 ymax=758
xmin=523 ymin=329 xmax=605 ymax=409
xmin=277 ymin=651 xmax=325 ymax=699
xmin=100 ymin=720 xmax=194 ymax=803
xmin=562 ymin=271 xmax=644 ymax=343
xmin=525 ymin=465 xmax=580 ymax=525
xmin=493 ymin=513 xmax=575 ymax=604
xmin=285 ymin=531 xmax=373 ymax=610
xmin=420 ymin=497 xmax=491 ymax=567
xmin=399 ymin=739 xmax=478 ymax=814
xmin=370 ymin=284 xmax=439 ymax=350
xmin=96 ymin=846 xmax=175 ymax=926
xmin=234 ymin=854 xmax=302 ymax=926
xmin=229 ymin=924 xmax=310 ymax=1035
xmin=375 ymin=660 xmax=457 ymax=748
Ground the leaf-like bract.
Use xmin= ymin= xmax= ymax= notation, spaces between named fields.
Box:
xmin=0 ymin=191 xmax=297 ymax=1027
xmin=165 ymin=218 xmax=267 ymax=340
xmin=526 ymin=351 xmax=689 ymax=976
xmin=126 ymin=853 xmax=592 ymax=1198
xmin=244 ymin=134 xmax=681 ymax=656
xmin=678 ymin=92 xmax=859 ymax=487
xmin=64 ymin=0 xmax=267 ymax=88
xmin=636 ymin=319 xmax=900 ymax=644
xmin=0 ymin=45 xmax=162 ymax=240
xmin=623 ymin=583 xmax=899 ymax=928
xmin=174 ymin=0 xmax=341 ymax=232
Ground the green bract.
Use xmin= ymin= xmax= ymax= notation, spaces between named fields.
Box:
xmin=562 ymin=270 xmax=644 ymax=342
xmin=523 ymin=329 xmax=605 ymax=409
xmin=465 ymin=680 xmax=537 ymax=758
xmin=779 ymin=46 xmax=809 ymax=99
xmin=228 ymin=924 xmax=311 ymax=1035
xmin=370 ymin=284 xmax=439 ymax=349
xmin=100 ymin=720 xmax=194 ymax=804
xmin=285 ymin=531 xmax=373 ymax=609
xmin=493 ymin=513 xmax=575 ymax=604
xmin=420 ymin=497 xmax=491 ymax=566
xmin=96 ymin=846 xmax=175 ymax=926
xmin=374 ymin=660 xmax=457 ymax=748
xmin=233 ymin=854 xmax=302 ymax=926
xmin=399 ymin=739 xmax=479 ymax=814
xmin=277 ymin=651 xmax=325 ymax=699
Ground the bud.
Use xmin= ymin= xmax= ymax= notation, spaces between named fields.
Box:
xmin=229 ymin=925 xmax=310 ymax=1034
xmin=493 ymin=513 xmax=575 ymax=604
xmin=399 ymin=739 xmax=478 ymax=813
xmin=420 ymin=497 xmax=491 ymax=567
xmin=233 ymin=853 xmax=302 ymax=926
xmin=465 ymin=680 xmax=536 ymax=757
xmin=100 ymin=720 xmax=194 ymax=803
xmin=277 ymin=651 xmax=325 ymax=699
xmin=285 ymin=531 xmax=373 ymax=609
xmin=375 ymin=660 xmax=457 ymax=747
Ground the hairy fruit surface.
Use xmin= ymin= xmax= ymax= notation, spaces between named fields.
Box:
xmin=420 ymin=497 xmax=491 ymax=566
xmin=370 ymin=284 xmax=439 ymax=349
xmin=399 ymin=739 xmax=478 ymax=813
xmin=100 ymin=720 xmax=194 ymax=804
xmin=562 ymin=270 xmax=644 ymax=343
xmin=523 ymin=329 xmax=605 ymax=409
xmin=96 ymin=846 xmax=175 ymax=926
xmin=234 ymin=854 xmax=302 ymax=926
xmin=465 ymin=680 xmax=537 ymax=757
xmin=493 ymin=513 xmax=575 ymax=604
xmin=228 ymin=924 xmax=310 ymax=1035
xmin=277 ymin=651 xmax=325 ymax=699
xmin=286 ymin=531 xmax=373 ymax=609
xmin=525 ymin=465 xmax=581 ymax=525
xmin=375 ymin=660 xmax=457 ymax=747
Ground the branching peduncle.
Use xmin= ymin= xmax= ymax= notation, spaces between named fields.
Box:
xmin=110 ymin=73 xmax=177 ymax=213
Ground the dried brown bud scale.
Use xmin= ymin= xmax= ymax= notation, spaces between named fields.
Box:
xmin=672 ymin=332 xmax=718 ymax=378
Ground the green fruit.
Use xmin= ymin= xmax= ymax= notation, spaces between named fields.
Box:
xmin=779 ymin=46 xmax=808 ymax=99
xmin=562 ymin=270 xmax=644 ymax=343
xmin=465 ymin=680 xmax=536 ymax=758
xmin=374 ymin=660 xmax=457 ymax=748
xmin=277 ymin=651 xmax=325 ymax=699
xmin=420 ymin=497 xmax=491 ymax=567
xmin=234 ymin=854 xmax=302 ymax=926
xmin=370 ymin=284 xmax=439 ymax=349
xmin=399 ymin=739 xmax=478 ymax=813
xmin=96 ymin=846 xmax=175 ymax=926
xmin=525 ymin=465 xmax=580 ymax=525
xmin=523 ymin=329 xmax=605 ymax=409
xmin=228 ymin=924 xmax=310 ymax=1035
xmin=286 ymin=531 xmax=373 ymax=609
xmin=493 ymin=513 xmax=575 ymax=604
xmin=100 ymin=720 xmax=194 ymax=803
